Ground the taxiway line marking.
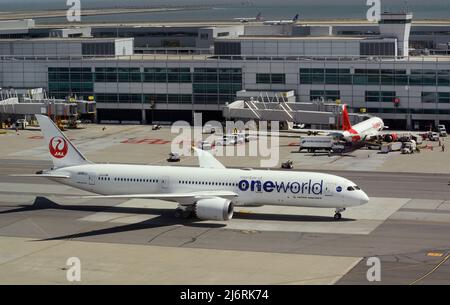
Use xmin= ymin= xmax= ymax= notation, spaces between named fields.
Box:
xmin=409 ymin=253 xmax=450 ymax=285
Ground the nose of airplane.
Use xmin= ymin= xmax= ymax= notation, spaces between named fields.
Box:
xmin=360 ymin=191 xmax=370 ymax=205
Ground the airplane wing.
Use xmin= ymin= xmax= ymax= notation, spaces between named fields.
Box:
xmin=68 ymin=191 xmax=238 ymax=205
xmin=193 ymin=147 xmax=226 ymax=169
xmin=293 ymin=129 xmax=345 ymax=137
xmin=10 ymin=174 xmax=70 ymax=179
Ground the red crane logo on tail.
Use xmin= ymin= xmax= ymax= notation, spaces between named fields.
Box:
xmin=49 ymin=136 xmax=68 ymax=158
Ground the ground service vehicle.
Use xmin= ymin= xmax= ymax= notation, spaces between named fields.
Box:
xmin=299 ymin=136 xmax=335 ymax=153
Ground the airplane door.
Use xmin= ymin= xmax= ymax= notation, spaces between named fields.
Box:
xmin=324 ymin=183 xmax=334 ymax=197
xmin=76 ymin=173 xmax=89 ymax=185
xmin=89 ymin=174 xmax=96 ymax=185
xmin=161 ymin=176 xmax=169 ymax=191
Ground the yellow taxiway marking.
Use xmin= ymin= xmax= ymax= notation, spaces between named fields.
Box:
xmin=236 ymin=210 xmax=253 ymax=214
xmin=409 ymin=254 xmax=450 ymax=285
xmin=427 ymin=252 xmax=444 ymax=257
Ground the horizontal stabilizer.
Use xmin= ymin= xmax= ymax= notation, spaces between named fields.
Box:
xmin=193 ymin=147 xmax=226 ymax=169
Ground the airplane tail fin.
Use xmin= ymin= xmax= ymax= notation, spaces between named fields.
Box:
xmin=341 ymin=104 xmax=352 ymax=131
xmin=256 ymin=12 xmax=262 ymax=21
xmin=293 ymin=13 xmax=299 ymax=22
xmin=35 ymin=115 xmax=91 ymax=168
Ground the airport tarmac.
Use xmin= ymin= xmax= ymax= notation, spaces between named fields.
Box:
xmin=0 ymin=124 xmax=449 ymax=284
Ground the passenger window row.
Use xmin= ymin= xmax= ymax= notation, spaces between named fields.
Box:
xmin=178 ymin=180 xmax=237 ymax=187
xmin=97 ymin=177 xmax=236 ymax=186
xmin=98 ymin=176 xmax=159 ymax=183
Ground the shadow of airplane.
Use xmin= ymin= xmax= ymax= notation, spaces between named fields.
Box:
xmin=234 ymin=211 xmax=353 ymax=223
xmin=1 ymin=197 xmax=225 ymax=241
xmin=0 ymin=196 xmax=354 ymax=241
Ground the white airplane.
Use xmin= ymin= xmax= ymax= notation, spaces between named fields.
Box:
xmin=303 ymin=104 xmax=395 ymax=144
xmin=263 ymin=13 xmax=299 ymax=25
xmin=336 ymin=104 xmax=386 ymax=143
xmin=18 ymin=115 xmax=369 ymax=221
xmin=234 ymin=12 xmax=263 ymax=23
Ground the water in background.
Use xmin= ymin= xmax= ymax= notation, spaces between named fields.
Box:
xmin=1 ymin=0 xmax=449 ymax=24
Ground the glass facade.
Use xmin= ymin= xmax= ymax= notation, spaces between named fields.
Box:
xmin=50 ymin=66 xmax=242 ymax=106
xmin=94 ymin=67 xmax=142 ymax=82
xmin=193 ymin=68 xmax=242 ymax=104
xmin=47 ymin=64 xmax=450 ymax=118
xmin=365 ymin=91 xmax=397 ymax=103
xmin=256 ymin=73 xmax=286 ymax=84
xmin=367 ymin=108 xmax=409 ymax=114
xmin=95 ymin=93 xmax=192 ymax=104
xmin=310 ymin=90 xmax=340 ymax=101
xmin=48 ymin=67 xmax=94 ymax=99
xmin=143 ymin=68 xmax=191 ymax=83
xmin=300 ymin=69 xmax=352 ymax=85
xmin=145 ymin=94 xmax=192 ymax=104
xmin=368 ymin=108 xmax=450 ymax=114
xmin=94 ymin=67 xmax=192 ymax=83
xmin=299 ymin=68 xmax=449 ymax=86
xmin=421 ymin=92 xmax=450 ymax=103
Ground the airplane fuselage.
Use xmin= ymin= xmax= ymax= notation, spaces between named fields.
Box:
xmin=342 ymin=117 xmax=384 ymax=142
xmin=50 ymin=164 xmax=368 ymax=209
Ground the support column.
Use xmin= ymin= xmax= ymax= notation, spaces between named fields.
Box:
xmin=141 ymin=109 xmax=147 ymax=125
xmin=406 ymin=114 xmax=412 ymax=130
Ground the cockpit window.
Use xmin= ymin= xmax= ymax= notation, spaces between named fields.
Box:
xmin=347 ymin=186 xmax=355 ymax=191
xmin=354 ymin=186 xmax=361 ymax=190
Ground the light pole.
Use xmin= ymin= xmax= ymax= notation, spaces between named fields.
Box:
xmin=405 ymin=85 xmax=411 ymax=130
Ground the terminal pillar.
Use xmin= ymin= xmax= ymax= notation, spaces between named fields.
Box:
xmin=406 ymin=114 xmax=412 ymax=130
xmin=141 ymin=109 xmax=147 ymax=125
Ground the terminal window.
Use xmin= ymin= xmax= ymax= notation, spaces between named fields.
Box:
xmin=82 ymin=42 xmax=115 ymax=56
xmin=421 ymin=92 xmax=450 ymax=104
xmin=360 ymin=42 xmax=396 ymax=56
xmin=365 ymin=91 xmax=396 ymax=103
xmin=48 ymin=67 xmax=94 ymax=99
xmin=300 ymin=68 xmax=351 ymax=85
xmin=310 ymin=90 xmax=340 ymax=102
xmin=256 ymin=73 xmax=285 ymax=84
xmin=193 ymin=68 xmax=242 ymax=105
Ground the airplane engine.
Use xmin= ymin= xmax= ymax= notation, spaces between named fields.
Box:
xmin=195 ymin=198 xmax=234 ymax=221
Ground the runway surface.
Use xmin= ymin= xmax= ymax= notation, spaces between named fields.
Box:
xmin=0 ymin=159 xmax=450 ymax=284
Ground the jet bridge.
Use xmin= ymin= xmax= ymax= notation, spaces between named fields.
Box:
xmin=0 ymin=88 xmax=96 ymax=121
xmin=223 ymin=90 xmax=368 ymax=129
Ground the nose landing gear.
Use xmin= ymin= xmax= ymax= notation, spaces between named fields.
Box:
xmin=334 ymin=208 xmax=346 ymax=221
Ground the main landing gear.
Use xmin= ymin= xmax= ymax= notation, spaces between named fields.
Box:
xmin=334 ymin=208 xmax=346 ymax=221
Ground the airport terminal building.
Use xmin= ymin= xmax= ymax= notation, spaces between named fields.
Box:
xmin=1 ymin=13 xmax=450 ymax=129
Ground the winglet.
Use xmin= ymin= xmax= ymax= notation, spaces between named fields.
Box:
xmin=193 ymin=148 xmax=226 ymax=169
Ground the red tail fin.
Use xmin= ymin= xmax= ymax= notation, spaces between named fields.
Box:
xmin=341 ymin=105 xmax=352 ymax=131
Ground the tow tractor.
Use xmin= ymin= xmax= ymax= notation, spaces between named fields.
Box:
xmin=281 ymin=160 xmax=294 ymax=169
